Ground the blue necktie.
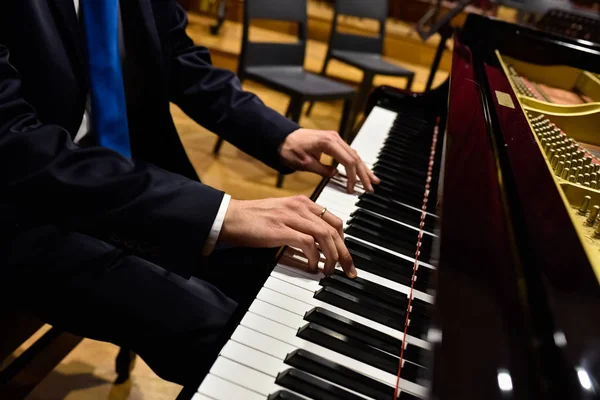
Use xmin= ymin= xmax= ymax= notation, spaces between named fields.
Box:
xmin=81 ymin=0 xmax=131 ymax=157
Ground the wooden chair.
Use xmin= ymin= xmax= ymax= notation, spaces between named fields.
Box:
xmin=211 ymin=0 xmax=357 ymax=188
xmin=306 ymin=0 xmax=415 ymax=127
xmin=0 ymin=310 xmax=136 ymax=399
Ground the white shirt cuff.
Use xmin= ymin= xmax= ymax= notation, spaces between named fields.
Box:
xmin=202 ymin=193 xmax=231 ymax=256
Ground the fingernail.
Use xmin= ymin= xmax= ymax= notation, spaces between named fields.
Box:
xmin=348 ymin=264 xmax=357 ymax=278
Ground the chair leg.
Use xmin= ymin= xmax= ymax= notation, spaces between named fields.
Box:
xmin=277 ymin=96 xmax=304 ymax=188
xmin=115 ymin=347 xmax=137 ymax=384
xmin=406 ymin=74 xmax=415 ymax=91
xmin=276 ymin=173 xmax=285 ymax=188
xmin=339 ymin=97 xmax=354 ymax=142
xmin=212 ymin=137 xmax=225 ymax=156
xmin=350 ymin=71 xmax=374 ymax=130
xmin=306 ymin=58 xmax=331 ymax=117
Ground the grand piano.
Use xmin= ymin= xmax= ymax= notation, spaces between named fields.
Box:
xmin=178 ymin=13 xmax=600 ymax=400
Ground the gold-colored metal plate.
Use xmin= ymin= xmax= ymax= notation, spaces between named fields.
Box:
xmin=495 ymin=90 xmax=515 ymax=109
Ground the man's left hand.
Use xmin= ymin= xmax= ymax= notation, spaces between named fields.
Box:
xmin=279 ymin=129 xmax=380 ymax=193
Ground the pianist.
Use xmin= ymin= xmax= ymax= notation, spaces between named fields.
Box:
xmin=0 ymin=0 xmax=378 ymax=388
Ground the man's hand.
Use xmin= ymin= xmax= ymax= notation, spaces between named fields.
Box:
xmin=219 ymin=195 xmax=357 ymax=278
xmin=279 ymin=129 xmax=380 ymax=193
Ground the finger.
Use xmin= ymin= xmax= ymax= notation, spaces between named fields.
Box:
xmin=303 ymin=211 xmax=356 ymax=277
xmin=303 ymin=200 xmax=345 ymax=239
xmin=288 ymin=215 xmax=339 ymax=276
xmin=366 ymin=166 xmax=381 ymax=184
xmin=300 ymin=154 xmax=337 ymax=177
xmin=287 ymin=230 xmax=320 ymax=273
xmin=333 ymin=135 xmax=380 ymax=190
xmin=319 ymin=137 xmax=358 ymax=194
xmin=356 ymin=160 xmax=374 ymax=192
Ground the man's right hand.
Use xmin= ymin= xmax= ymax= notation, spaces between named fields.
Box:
xmin=219 ymin=195 xmax=357 ymax=278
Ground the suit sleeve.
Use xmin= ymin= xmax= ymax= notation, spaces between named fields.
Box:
xmin=0 ymin=45 xmax=222 ymax=279
xmin=166 ymin=2 xmax=299 ymax=174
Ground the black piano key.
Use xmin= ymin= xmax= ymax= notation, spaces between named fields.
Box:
xmin=349 ymin=247 xmax=430 ymax=293
xmin=275 ymin=368 xmax=364 ymax=400
xmin=356 ymin=193 xmax=436 ymax=231
xmin=345 ymin=237 xmax=433 ymax=285
xmin=313 ymin=286 xmax=427 ymax=334
xmin=379 ymin=143 xmax=429 ymax=162
xmin=368 ymin=170 xmax=426 ymax=195
xmin=284 ymin=348 xmax=396 ymax=400
xmin=345 ymin=224 xmax=427 ymax=262
xmin=267 ymin=390 xmax=306 ymax=400
xmin=320 ymin=271 xmax=431 ymax=317
xmin=304 ymin=307 xmax=429 ymax=363
xmin=350 ymin=209 xmax=433 ymax=244
xmin=297 ymin=323 xmax=424 ymax=381
xmin=347 ymin=211 xmax=434 ymax=260
xmin=377 ymin=150 xmax=429 ymax=169
xmin=316 ymin=282 xmax=408 ymax=322
xmin=399 ymin=391 xmax=423 ymax=400
xmin=373 ymin=184 xmax=426 ymax=209
xmin=372 ymin=160 xmax=428 ymax=181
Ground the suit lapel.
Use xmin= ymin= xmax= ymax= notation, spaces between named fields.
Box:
xmin=129 ymin=0 xmax=165 ymax=77
xmin=48 ymin=0 xmax=86 ymax=61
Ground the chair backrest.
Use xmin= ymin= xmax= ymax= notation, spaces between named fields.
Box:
xmin=238 ymin=0 xmax=308 ymax=75
xmin=329 ymin=0 xmax=388 ymax=55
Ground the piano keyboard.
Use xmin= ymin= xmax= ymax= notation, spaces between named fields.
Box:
xmin=195 ymin=105 xmax=444 ymax=400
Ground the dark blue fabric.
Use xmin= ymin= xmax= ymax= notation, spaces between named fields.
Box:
xmin=81 ymin=0 xmax=131 ymax=157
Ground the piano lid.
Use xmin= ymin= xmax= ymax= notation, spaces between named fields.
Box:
xmin=430 ymin=13 xmax=600 ymax=400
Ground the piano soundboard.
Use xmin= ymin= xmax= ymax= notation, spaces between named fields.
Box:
xmin=193 ymin=102 xmax=445 ymax=400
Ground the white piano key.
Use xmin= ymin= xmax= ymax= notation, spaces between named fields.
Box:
xmin=231 ymin=324 xmax=296 ymax=358
xmin=197 ymin=373 xmax=264 ymax=400
xmin=220 ymin=339 xmax=371 ymax=399
xmin=210 ymin=356 xmax=307 ymax=398
xmin=249 ymin=298 xmax=303 ymax=329
xmin=237 ymin=311 xmax=428 ymax=398
xmin=191 ymin=394 xmax=214 ymax=400
xmin=255 ymin=283 xmax=431 ymax=350
xmin=336 ymin=106 xmax=397 ymax=170
xmin=221 ymin=339 xmax=284 ymax=377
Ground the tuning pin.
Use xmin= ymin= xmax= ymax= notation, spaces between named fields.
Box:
xmin=562 ymin=168 xmax=570 ymax=179
xmin=579 ymin=195 xmax=592 ymax=214
xmin=577 ymin=159 xmax=584 ymax=168
xmin=585 ymin=157 xmax=593 ymax=166
xmin=592 ymin=180 xmax=598 ymax=189
xmin=578 ymin=174 xmax=585 ymax=184
xmin=569 ymin=174 xmax=577 ymax=182
xmin=587 ymin=205 xmax=600 ymax=226
xmin=565 ymin=160 xmax=572 ymax=170
xmin=585 ymin=182 xmax=591 ymax=188
xmin=585 ymin=173 xmax=591 ymax=183
xmin=556 ymin=161 xmax=565 ymax=176
xmin=551 ymin=154 xmax=559 ymax=169
xmin=595 ymin=220 xmax=600 ymax=237
xmin=584 ymin=165 xmax=592 ymax=174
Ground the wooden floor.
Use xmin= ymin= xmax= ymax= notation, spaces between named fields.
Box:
xmin=22 ymin=12 xmax=449 ymax=400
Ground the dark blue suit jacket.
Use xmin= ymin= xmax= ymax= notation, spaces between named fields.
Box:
xmin=0 ymin=0 xmax=298 ymax=278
